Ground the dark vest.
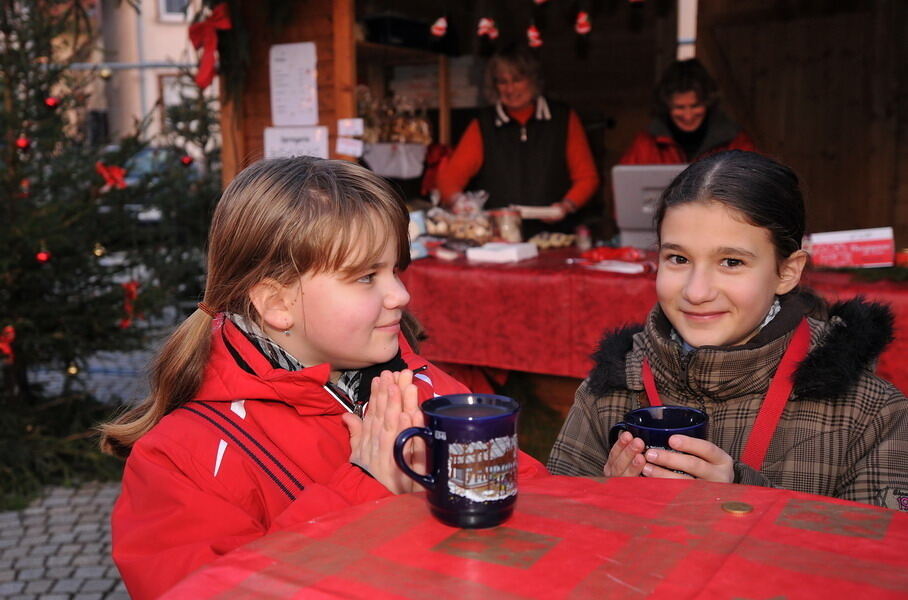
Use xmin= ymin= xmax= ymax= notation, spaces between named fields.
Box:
xmin=471 ymin=99 xmax=571 ymax=211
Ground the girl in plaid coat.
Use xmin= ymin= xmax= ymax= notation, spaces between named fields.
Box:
xmin=548 ymin=150 xmax=908 ymax=510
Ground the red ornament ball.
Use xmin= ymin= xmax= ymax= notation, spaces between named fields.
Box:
xmin=44 ymin=96 xmax=60 ymax=109
xmin=15 ymin=135 xmax=30 ymax=150
xmin=35 ymin=250 xmax=52 ymax=263
xmin=180 ymin=155 xmax=194 ymax=167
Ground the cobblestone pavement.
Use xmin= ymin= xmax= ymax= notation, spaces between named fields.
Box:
xmin=1 ymin=335 xmax=169 ymax=599
xmin=0 ymin=482 xmax=126 ymax=599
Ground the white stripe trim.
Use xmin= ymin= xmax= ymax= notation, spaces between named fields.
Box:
xmin=535 ymin=96 xmax=552 ymax=121
xmin=494 ymin=101 xmax=510 ymax=126
xmin=230 ymin=400 xmax=246 ymax=419
xmin=214 ymin=439 xmax=227 ymax=476
xmin=323 ymin=384 xmax=355 ymax=413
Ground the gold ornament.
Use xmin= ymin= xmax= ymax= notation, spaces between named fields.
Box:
xmin=66 ymin=363 xmax=79 ymax=376
xmin=92 ymin=242 xmax=106 ymax=257
xmin=99 ymin=67 xmax=113 ymax=80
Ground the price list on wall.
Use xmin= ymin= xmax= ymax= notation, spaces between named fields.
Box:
xmin=265 ymin=41 xmax=327 ymax=159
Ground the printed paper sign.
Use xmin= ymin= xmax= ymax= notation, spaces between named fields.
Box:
xmin=809 ymin=227 xmax=894 ymax=268
xmin=337 ymin=118 xmax=364 ymax=137
xmin=264 ymin=126 xmax=328 ymax=159
xmin=269 ymin=42 xmax=318 ymax=126
xmin=335 ymin=136 xmax=364 ymax=157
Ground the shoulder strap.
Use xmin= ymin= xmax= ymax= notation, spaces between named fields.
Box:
xmin=178 ymin=400 xmax=307 ymax=501
xmin=641 ymin=358 xmax=662 ymax=407
xmin=739 ymin=318 xmax=811 ymax=470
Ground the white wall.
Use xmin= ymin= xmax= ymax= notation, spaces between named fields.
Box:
xmin=99 ymin=0 xmax=211 ymax=141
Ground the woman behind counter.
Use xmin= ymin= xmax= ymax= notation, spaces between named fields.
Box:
xmin=437 ymin=45 xmax=599 ymax=235
xmin=621 ymin=58 xmax=756 ymax=164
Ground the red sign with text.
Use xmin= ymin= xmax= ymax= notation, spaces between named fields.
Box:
xmin=809 ymin=227 xmax=895 ymax=268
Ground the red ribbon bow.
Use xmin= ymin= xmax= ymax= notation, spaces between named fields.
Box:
xmin=188 ymin=3 xmax=232 ymax=90
xmin=95 ymin=161 xmax=126 ymax=191
xmin=119 ymin=281 xmax=140 ymax=329
xmin=0 ymin=325 xmax=15 ymax=365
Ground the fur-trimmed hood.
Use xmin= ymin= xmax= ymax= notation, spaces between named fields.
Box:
xmin=587 ymin=296 xmax=894 ymax=401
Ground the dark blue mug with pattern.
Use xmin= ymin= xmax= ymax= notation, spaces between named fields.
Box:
xmin=608 ymin=405 xmax=709 ymax=450
xmin=394 ymin=394 xmax=520 ymax=529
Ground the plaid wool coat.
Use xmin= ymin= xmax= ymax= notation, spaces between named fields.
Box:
xmin=547 ymin=294 xmax=908 ymax=511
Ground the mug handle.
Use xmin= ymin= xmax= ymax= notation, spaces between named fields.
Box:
xmin=608 ymin=423 xmax=630 ymax=449
xmin=394 ymin=427 xmax=435 ymax=490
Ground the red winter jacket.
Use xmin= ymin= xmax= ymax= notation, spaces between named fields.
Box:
xmin=620 ymin=110 xmax=756 ymax=165
xmin=112 ymin=318 xmax=544 ymax=599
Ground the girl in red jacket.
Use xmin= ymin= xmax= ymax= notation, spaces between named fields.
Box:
xmin=99 ymin=157 xmax=532 ymax=599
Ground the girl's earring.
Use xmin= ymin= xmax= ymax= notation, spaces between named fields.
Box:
xmin=282 ymin=329 xmax=291 ymax=336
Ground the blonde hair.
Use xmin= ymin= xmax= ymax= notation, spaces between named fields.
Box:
xmin=483 ymin=45 xmax=543 ymax=104
xmin=100 ymin=157 xmax=410 ymax=457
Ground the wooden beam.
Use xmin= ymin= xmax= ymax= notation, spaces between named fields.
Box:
xmin=218 ymin=60 xmax=243 ymax=185
xmin=332 ymin=0 xmax=356 ymax=161
xmin=437 ymin=54 xmax=450 ymax=146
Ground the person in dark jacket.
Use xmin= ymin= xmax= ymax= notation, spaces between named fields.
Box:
xmin=620 ymin=58 xmax=756 ymax=164
xmin=437 ymin=44 xmax=598 ymax=235
xmin=549 ymin=150 xmax=908 ymax=510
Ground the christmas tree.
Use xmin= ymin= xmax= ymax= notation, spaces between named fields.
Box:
xmin=0 ymin=0 xmax=220 ymax=507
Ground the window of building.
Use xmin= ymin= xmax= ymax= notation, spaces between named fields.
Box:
xmin=158 ymin=0 xmax=189 ymax=23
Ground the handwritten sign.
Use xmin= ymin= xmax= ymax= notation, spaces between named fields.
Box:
xmin=335 ymin=136 xmax=364 ymax=157
xmin=269 ymin=42 xmax=318 ymax=126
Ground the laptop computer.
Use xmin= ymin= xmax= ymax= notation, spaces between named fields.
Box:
xmin=611 ymin=164 xmax=688 ymax=249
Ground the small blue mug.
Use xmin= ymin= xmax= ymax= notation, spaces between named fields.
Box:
xmin=394 ymin=394 xmax=520 ymax=529
xmin=608 ymin=405 xmax=709 ymax=450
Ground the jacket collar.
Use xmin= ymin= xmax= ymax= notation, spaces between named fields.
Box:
xmin=587 ymin=293 xmax=894 ymax=402
xmin=195 ymin=318 xmax=427 ymax=415
xmin=494 ymin=96 xmax=552 ymax=127
xmin=647 ymin=107 xmax=741 ymax=154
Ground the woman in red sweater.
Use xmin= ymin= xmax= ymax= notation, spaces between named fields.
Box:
xmin=621 ymin=58 xmax=756 ymax=165
xmin=437 ymin=45 xmax=599 ymax=235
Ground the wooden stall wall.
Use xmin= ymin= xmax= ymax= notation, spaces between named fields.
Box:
xmin=220 ymin=0 xmax=355 ymax=184
xmin=697 ymin=0 xmax=908 ymax=245
xmin=355 ymin=0 xmax=677 ymax=230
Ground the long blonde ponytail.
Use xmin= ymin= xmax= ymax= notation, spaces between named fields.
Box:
xmin=99 ymin=310 xmax=212 ymax=457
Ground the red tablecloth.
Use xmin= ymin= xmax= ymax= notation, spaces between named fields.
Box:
xmin=401 ymin=250 xmax=908 ymax=392
xmin=164 ymin=476 xmax=908 ymax=599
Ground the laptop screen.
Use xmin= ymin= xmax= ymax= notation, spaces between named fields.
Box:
xmin=611 ymin=164 xmax=689 ymax=231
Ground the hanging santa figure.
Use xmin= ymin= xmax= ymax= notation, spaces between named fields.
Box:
xmin=430 ymin=16 xmax=447 ymax=37
xmin=527 ymin=24 xmax=543 ymax=47
xmin=477 ymin=17 xmax=499 ymax=40
xmin=575 ymin=11 xmax=592 ymax=35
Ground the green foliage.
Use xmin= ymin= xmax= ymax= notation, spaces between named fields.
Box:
xmin=0 ymin=390 xmax=125 ymax=510
xmin=0 ymin=1 xmax=221 ymax=507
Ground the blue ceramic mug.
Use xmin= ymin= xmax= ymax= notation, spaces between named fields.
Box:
xmin=608 ymin=405 xmax=709 ymax=450
xmin=394 ymin=394 xmax=520 ymax=529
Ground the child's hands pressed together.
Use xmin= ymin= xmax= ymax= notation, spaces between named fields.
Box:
xmin=343 ymin=370 xmax=426 ymax=494
xmin=640 ymin=435 xmax=734 ymax=482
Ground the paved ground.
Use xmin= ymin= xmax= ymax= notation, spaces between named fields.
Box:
xmin=1 ymin=339 xmax=163 ymax=599
xmin=0 ymin=483 xmax=126 ymax=599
